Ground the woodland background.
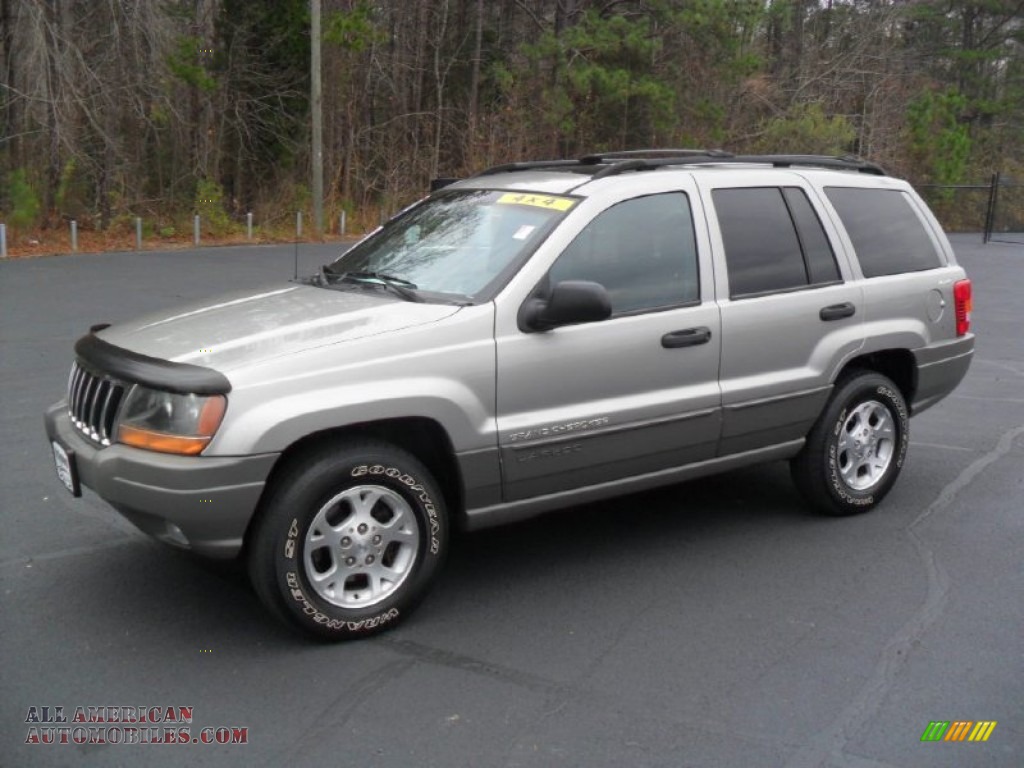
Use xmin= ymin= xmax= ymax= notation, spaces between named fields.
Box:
xmin=2 ymin=0 xmax=1022 ymax=242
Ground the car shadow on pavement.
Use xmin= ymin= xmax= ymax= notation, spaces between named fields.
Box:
xmin=48 ymin=461 xmax=813 ymax=647
xmin=430 ymin=461 xmax=820 ymax=610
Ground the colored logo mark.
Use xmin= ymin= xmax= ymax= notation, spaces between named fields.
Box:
xmin=921 ymin=720 xmax=997 ymax=742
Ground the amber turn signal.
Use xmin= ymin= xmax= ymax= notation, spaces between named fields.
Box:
xmin=118 ymin=426 xmax=212 ymax=456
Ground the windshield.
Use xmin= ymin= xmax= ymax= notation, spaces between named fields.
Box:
xmin=325 ymin=189 xmax=577 ymax=301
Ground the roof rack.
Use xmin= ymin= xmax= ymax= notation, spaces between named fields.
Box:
xmin=471 ymin=159 xmax=590 ymax=177
xmin=728 ymin=154 xmax=886 ymax=175
xmin=472 ymin=150 xmax=886 ymax=179
xmin=579 ymin=148 xmax=733 ymax=161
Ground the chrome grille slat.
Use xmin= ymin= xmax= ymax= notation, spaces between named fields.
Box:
xmin=105 ymin=389 xmax=124 ymax=444
xmin=73 ymin=371 xmax=83 ymax=424
xmin=66 ymin=365 xmax=77 ymax=402
xmin=76 ymin=367 xmax=91 ymax=425
xmin=79 ymin=374 xmax=93 ymax=429
xmin=67 ymin=366 xmax=77 ymax=422
xmin=98 ymin=384 xmax=118 ymax=443
xmin=71 ymin=365 xmax=87 ymax=424
xmin=72 ymin=366 xmax=86 ymax=425
xmin=81 ymin=375 xmax=97 ymax=427
xmin=89 ymin=380 xmax=107 ymax=439
xmin=66 ymin=362 xmax=126 ymax=447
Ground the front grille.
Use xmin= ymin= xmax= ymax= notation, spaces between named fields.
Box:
xmin=67 ymin=362 xmax=126 ymax=446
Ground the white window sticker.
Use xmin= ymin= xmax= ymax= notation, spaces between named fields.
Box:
xmin=513 ymin=225 xmax=536 ymax=241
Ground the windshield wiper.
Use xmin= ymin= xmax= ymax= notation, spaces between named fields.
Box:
xmin=314 ymin=265 xmax=473 ymax=304
xmin=334 ymin=270 xmax=424 ymax=303
xmin=317 ymin=264 xmax=336 ymax=286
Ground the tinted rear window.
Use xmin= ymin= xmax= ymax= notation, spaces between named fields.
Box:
xmin=825 ymin=188 xmax=943 ymax=277
xmin=713 ymin=188 xmax=807 ymax=297
xmin=783 ymin=188 xmax=839 ymax=285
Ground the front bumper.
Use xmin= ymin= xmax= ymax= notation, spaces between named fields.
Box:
xmin=44 ymin=402 xmax=279 ymax=559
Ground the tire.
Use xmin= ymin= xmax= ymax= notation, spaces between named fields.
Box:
xmin=791 ymin=370 xmax=909 ymax=517
xmin=247 ymin=439 xmax=448 ymax=640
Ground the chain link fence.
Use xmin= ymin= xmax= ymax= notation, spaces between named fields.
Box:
xmin=983 ymin=173 xmax=1024 ymax=244
xmin=917 ymin=183 xmax=992 ymax=234
xmin=916 ymin=174 xmax=1024 ymax=243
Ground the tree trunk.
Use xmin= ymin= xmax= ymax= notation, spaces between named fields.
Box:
xmin=432 ymin=0 xmax=450 ymax=179
xmin=467 ymin=0 xmax=484 ymax=170
xmin=0 ymin=0 xmax=19 ymax=174
xmin=44 ymin=0 xmax=64 ymax=227
xmin=193 ymin=0 xmax=217 ymax=182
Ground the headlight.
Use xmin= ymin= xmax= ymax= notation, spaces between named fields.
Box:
xmin=116 ymin=385 xmax=227 ymax=456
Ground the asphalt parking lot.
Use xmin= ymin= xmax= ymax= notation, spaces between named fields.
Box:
xmin=1 ymin=235 xmax=1022 ymax=767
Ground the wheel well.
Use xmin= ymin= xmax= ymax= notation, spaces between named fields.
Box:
xmin=246 ymin=418 xmax=465 ymax=550
xmin=839 ymin=349 xmax=916 ymax=405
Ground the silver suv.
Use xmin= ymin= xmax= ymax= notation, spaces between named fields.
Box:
xmin=45 ymin=151 xmax=975 ymax=639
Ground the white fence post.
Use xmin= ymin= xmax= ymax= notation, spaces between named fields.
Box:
xmin=0 ymin=223 xmax=7 ymax=258
xmin=246 ymin=212 xmax=253 ymax=240
xmin=296 ymin=211 xmax=303 ymax=239
xmin=193 ymin=215 xmax=200 ymax=246
xmin=339 ymin=210 xmax=346 ymax=236
xmin=135 ymin=217 xmax=142 ymax=250
xmin=70 ymin=220 xmax=78 ymax=253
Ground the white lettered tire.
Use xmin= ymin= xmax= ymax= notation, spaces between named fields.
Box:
xmin=791 ymin=371 xmax=910 ymax=516
xmin=247 ymin=440 xmax=448 ymax=639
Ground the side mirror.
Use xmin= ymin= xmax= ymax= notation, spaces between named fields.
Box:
xmin=520 ymin=280 xmax=612 ymax=332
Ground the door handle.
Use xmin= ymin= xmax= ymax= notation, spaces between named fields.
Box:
xmin=661 ymin=327 xmax=712 ymax=348
xmin=819 ymin=302 xmax=856 ymax=321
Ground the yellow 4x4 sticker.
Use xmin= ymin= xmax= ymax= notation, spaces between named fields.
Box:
xmin=496 ymin=193 xmax=576 ymax=211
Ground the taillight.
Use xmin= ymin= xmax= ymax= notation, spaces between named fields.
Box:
xmin=953 ymin=279 xmax=972 ymax=337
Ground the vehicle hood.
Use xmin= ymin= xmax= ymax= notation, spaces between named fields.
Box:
xmin=94 ymin=283 xmax=462 ymax=372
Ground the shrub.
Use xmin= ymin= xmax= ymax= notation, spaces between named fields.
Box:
xmin=194 ymin=179 xmax=232 ymax=236
xmin=755 ymin=103 xmax=857 ymax=156
xmin=7 ymin=169 xmax=41 ymax=231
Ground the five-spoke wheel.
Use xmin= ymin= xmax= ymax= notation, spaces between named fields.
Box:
xmin=248 ymin=440 xmax=447 ymax=639
xmin=792 ymin=371 xmax=909 ymax=516
xmin=835 ymin=400 xmax=896 ymax=491
xmin=304 ymin=485 xmax=419 ymax=608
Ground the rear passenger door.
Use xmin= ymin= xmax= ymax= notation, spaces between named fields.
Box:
xmin=700 ymin=175 xmax=865 ymax=455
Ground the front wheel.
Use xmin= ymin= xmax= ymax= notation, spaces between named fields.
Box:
xmin=791 ymin=371 xmax=909 ymax=516
xmin=247 ymin=440 xmax=448 ymax=639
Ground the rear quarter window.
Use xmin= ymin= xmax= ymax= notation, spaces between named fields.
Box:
xmin=713 ymin=187 xmax=808 ymax=297
xmin=824 ymin=187 xmax=943 ymax=277
xmin=713 ymin=187 xmax=840 ymax=298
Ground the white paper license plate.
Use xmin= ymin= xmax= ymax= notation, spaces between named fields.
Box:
xmin=52 ymin=441 xmax=80 ymax=496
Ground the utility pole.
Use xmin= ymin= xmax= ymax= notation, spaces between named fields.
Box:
xmin=311 ymin=0 xmax=324 ymax=237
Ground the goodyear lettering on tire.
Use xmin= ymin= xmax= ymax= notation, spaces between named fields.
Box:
xmin=284 ymin=571 xmax=400 ymax=631
xmin=351 ymin=464 xmax=441 ymax=554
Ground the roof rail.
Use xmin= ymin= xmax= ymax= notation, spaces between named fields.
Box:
xmin=471 ymin=159 xmax=591 ymax=178
xmin=473 ymin=150 xmax=726 ymax=177
xmin=579 ymin=148 xmax=731 ymax=162
xmin=472 ymin=151 xmax=887 ymax=180
xmin=730 ymin=154 xmax=886 ymax=175
xmin=582 ymin=154 xmax=887 ymax=181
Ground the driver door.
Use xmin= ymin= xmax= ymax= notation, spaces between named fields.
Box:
xmin=494 ymin=190 xmax=722 ymax=502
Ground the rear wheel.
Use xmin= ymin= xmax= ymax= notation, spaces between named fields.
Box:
xmin=247 ymin=440 xmax=448 ymax=639
xmin=791 ymin=371 xmax=909 ymax=516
